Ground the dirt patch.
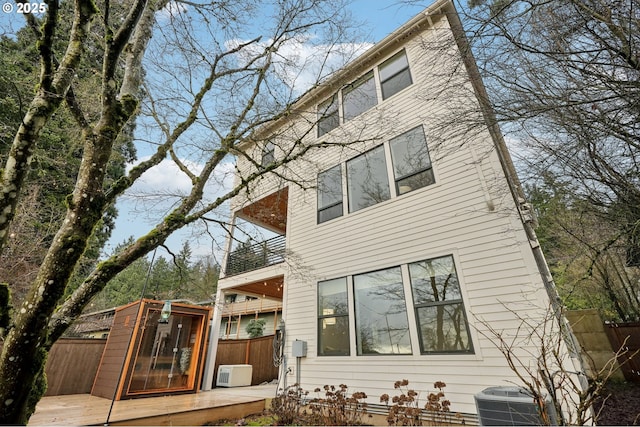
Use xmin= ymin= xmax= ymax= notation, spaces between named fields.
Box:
xmin=595 ymin=382 xmax=640 ymax=425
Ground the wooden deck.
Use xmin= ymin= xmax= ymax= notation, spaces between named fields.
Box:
xmin=29 ymin=383 xmax=277 ymax=426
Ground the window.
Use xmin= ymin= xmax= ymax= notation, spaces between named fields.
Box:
xmin=317 ymin=165 xmax=343 ymax=223
xmin=354 ymin=267 xmax=411 ymax=355
xmin=389 ymin=126 xmax=435 ymax=195
xmin=347 ymin=145 xmax=390 ymax=212
xmin=343 ymin=71 xmax=377 ymax=121
xmin=318 ymin=278 xmax=350 ymax=356
xmin=317 ymin=95 xmax=339 ymax=137
xmin=379 ymin=50 xmax=412 ymax=100
xmin=261 ymin=141 xmax=275 ymax=167
xmin=408 ymin=256 xmax=473 ymax=354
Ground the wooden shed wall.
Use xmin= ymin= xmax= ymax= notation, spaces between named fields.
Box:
xmin=91 ymin=302 xmax=140 ymax=399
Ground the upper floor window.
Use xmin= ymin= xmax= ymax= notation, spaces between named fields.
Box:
xmin=379 ymin=50 xmax=412 ymax=100
xmin=261 ymin=141 xmax=275 ymax=167
xmin=354 ymin=267 xmax=412 ymax=355
xmin=389 ymin=126 xmax=435 ymax=195
xmin=317 ymin=95 xmax=339 ymax=137
xmin=347 ymin=145 xmax=390 ymax=213
xmin=342 ymin=71 xmax=377 ymax=122
xmin=317 ymin=165 xmax=343 ymax=224
xmin=408 ymin=255 xmax=473 ymax=354
xmin=318 ymin=277 xmax=350 ymax=356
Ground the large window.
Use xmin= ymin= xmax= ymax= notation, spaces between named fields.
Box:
xmin=389 ymin=126 xmax=435 ymax=195
xmin=317 ymin=95 xmax=339 ymax=137
xmin=379 ymin=50 xmax=412 ymax=100
xmin=343 ymin=71 xmax=377 ymax=121
xmin=317 ymin=165 xmax=343 ymax=223
xmin=318 ymin=278 xmax=350 ymax=356
xmin=347 ymin=145 xmax=390 ymax=212
xmin=354 ymin=267 xmax=411 ymax=355
xmin=408 ymin=256 xmax=473 ymax=354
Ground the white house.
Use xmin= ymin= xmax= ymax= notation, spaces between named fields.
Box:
xmin=202 ymin=0 xmax=582 ymax=419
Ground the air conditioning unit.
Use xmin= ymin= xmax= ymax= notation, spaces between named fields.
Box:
xmin=474 ymin=386 xmax=557 ymax=426
xmin=216 ymin=364 xmax=253 ymax=387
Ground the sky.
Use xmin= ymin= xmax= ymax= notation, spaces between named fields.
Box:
xmin=106 ymin=0 xmax=429 ymax=261
xmin=0 ymin=0 xmax=429 ymax=262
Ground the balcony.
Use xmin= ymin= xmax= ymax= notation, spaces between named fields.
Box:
xmin=225 ymin=235 xmax=286 ymax=276
xmin=222 ymin=298 xmax=283 ymax=316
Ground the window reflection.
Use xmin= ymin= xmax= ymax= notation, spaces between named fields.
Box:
xmin=347 ymin=145 xmax=391 ymax=212
xmin=390 ymin=126 xmax=435 ymax=195
xmin=318 ymin=278 xmax=350 ymax=356
xmin=409 ymin=256 xmax=473 ymax=353
xmin=354 ymin=267 xmax=411 ymax=355
xmin=129 ymin=310 xmax=199 ymax=392
xmin=317 ymin=165 xmax=343 ymax=223
xmin=343 ymin=71 xmax=377 ymax=121
xmin=379 ymin=50 xmax=412 ymax=100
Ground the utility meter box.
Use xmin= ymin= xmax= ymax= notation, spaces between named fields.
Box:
xmin=292 ymin=340 xmax=307 ymax=357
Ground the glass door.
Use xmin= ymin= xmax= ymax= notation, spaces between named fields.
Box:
xmin=127 ymin=308 xmax=200 ymax=394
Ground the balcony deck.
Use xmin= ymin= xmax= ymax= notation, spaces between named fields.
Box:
xmin=222 ymin=298 xmax=282 ymax=316
xmin=29 ymin=383 xmax=276 ymax=426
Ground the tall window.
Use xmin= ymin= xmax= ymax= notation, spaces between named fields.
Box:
xmin=318 ymin=95 xmax=339 ymax=137
xmin=318 ymin=278 xmax=350 ymax=356
xmin=379 ymin=50 xmax=412 ymax=100
xmin=317 ymin=165 xmax=343 ymax=223
xmin=389 ymin=126 xmax=435 ymax=195
xmin=261 ymin=141 xmax=275 ymax=167
xmin=408 ymin=256 xmax=473 ymax=354
xmin=354 ymin=267 xmax=411 ymax=355
xmin=347 ymin=145 xmax=390 ymax=212
xmin=343 ymin=71 xmax=377 ymax=121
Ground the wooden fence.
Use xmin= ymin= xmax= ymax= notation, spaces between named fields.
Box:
xmin=44 ymin=338 xmax=108 ymax=396
xmin=0 ymin=334 xmax=277 ymax=396
xmin=604 ymin=321 xmax=640 ymax=383
xmin=214 ymin=334 xmax=279 ymax=386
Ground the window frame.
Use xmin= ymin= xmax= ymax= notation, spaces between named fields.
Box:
xmin=317 ymin=94 xmax=339 ymax=137
xmin=261 ymin=141 xmax=275 ymax=167
xmin=353 ymin=266 xmax=412 ymax=356
xmin=346 ymin=144 xmax=391 ymax=213
xmin=379 ymin=50 xmax=413 ymax=100
xmin=317 ymin=164 xmax=344 ymax=224
xmin=317 ymin=277 xmax=351 ymax=356
xmin=342 ymin=70 xmax=378 ymax=122
xmin=408 ymin=255 xmax=474 ymax=355
xmin=389 ymin=126 xmax=435 ymax=195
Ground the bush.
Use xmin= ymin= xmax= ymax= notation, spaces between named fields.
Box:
xmin=246 ymin=318 xmax=266 ymax=338
xmin=381 ymin=380 xmax=459 ymax=426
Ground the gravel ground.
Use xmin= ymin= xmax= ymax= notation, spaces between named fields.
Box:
xmin=595 ymin=382 xmax=640 ymax=425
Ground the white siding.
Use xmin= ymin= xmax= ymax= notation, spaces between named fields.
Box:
xmin=217 ymin=10 xmax=566 ymax=417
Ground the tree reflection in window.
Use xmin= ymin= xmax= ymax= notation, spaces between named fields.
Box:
xmin=408 ymin=256 xmax=473 ymax=353
xmin=347 ymin=145 xmax=391 ymax=212
xmin=390 ymin=126 xmax=435 ymax=195
xmin=354 ymin=267 xmax=411 ymax=355
xmin=318 ymin=277 xmax=350 ymax=356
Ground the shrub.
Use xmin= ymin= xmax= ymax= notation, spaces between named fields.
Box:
xmin=381 ymin=380 xmax=458 ymax=426
xmin=308 ymin=384 xmax=370 ymax=426
xmin=270 ymin=384 xmax=307 ymax=425
xmin=246 ymin=318 xmax=266 ymax=338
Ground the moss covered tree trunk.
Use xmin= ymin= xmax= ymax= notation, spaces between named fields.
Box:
xmin=0 ymin=0 xmax=147 ymax=422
